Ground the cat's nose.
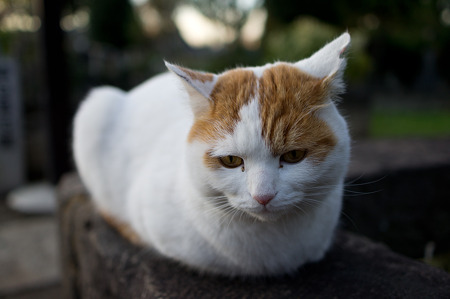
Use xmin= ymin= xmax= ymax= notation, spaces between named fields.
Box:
xmin=253 ymin=194 xmax=275 ymax=206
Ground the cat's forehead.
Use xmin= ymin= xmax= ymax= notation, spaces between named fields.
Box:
xmin=189 ymin=63 xmax=336 ymax=161
xmin=257 ymin=64 xmax=336 ymax=158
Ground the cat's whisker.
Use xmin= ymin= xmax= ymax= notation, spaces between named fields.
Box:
xmin=224 ymin=209 xmax=240 ymax=230
xmin=292 ymin=203 xmax=309 ymax=217
xmin=303 ymin=179 xmax=385 ymax=199
xmin=344 ymin=172 xmax=367 ymax=185
xmin=203 ymin=202 xmax=231 ymax=212
xmin=198 ymin=197 xmax=255 ymax=227
xmin=202 ymin=195 xmax=229 ymax=200
xmin=339 ymin=210 xmax=359 ymax=230
xmin=306 ymin=175 xmax=386 ymax=192
xmin=237 ymin=209 xmax=247 ymax=223
xmin=211 ymin=205 xmax=235 ymax=219
xmin=215 ymin=206 xmax=241 ymax=228
xmin=345 ymin=174 xmax=387 ymax=186
xmin=304 ymin=191 xmax=334 ymax=197
xmin=297 ymin=200 xmax=322 ymax=211
xmin=190 ymin=201 xmax=237 ymax=222
xmin=343 ymin=175 xmax=387 ymax=190
xmin=300 ymin=197 xmax=358 ymax=230
xmin=198 ymin=198 xmax=231 ymax=212
xmin=306 ymin=184 xmax=340 ymax=190
xmin=343 ymin=177 xmax=386 ymax=198
xmin=343 ymin=189 xmax=383 ymax=197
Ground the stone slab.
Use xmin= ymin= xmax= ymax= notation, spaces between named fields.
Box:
xmin=0 ymin=218 xmax=60 ymax=295
xmin=58 ymin=173 xmax=450 ymax=299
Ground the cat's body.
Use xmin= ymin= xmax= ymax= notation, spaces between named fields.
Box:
xmin=73 ymin=33 xmax=351 ymax=276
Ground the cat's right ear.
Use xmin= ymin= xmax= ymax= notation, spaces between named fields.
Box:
xmin=295 ymin=33 xmax=350 ymax=97
xmin=165 ymin=61 xmax=217 ymax=117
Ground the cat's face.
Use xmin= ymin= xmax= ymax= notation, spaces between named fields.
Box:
xmin=168 ymin=33 xmax=351 ymax=222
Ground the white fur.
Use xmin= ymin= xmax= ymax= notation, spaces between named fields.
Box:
xmin=73 ymin=34 xmax=351 ymax=276
xmin=296 ymin=32 xmax=350 ymax=92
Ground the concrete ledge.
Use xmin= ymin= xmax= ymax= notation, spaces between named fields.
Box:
xmin=344 ymin=138 xmax=450 ymax=258
xmin=58 ymin=173 xmax=450 ymax=299
xmin=347 ymin=138 xmax=450 ymax=177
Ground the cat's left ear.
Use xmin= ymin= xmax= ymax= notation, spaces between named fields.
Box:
xmin=295 ymin=32 xmax=351 ymax=96
xmin=165 ymin=61 xmax=218 ymax=117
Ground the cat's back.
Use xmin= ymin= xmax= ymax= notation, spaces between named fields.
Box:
xmin=128 ymin=71 xmax=188 ymax=115
xmin=123 ymin=72 xmax=193 ymax=158
xmin=73 ymin=72 xmax=191 ymax=220
xmin=74 ymin=71 xmax=190 ymax=163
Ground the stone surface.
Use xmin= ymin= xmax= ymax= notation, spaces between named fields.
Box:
xmin=347 ymin=138 xmax=450 ymax=178
xmin=6 ymin=182 xmax=57 ymax=214
xmin=59 ymin=173 xmax=450 ymax=299
xmin=0 ymin=217 xmax=60 ymax=295
xmin=343 ymin=138 xmax=450 ymax=259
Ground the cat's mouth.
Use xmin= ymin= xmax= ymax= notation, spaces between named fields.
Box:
xmin=244 ymin=204 xmax=291 ymax=222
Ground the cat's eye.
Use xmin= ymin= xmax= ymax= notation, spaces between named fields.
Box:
xmin=280 ymin=150 xmax=307 ymax=164
xmin=219 ymin=155 xmax=244 ymax=168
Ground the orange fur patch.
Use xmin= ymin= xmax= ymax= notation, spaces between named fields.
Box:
xmin=101 ymin=211 xmax=143 ymax=245
xmin=188 ymin=64 xmax=336 ymax=166
xmin=178 ymin=66 xmax=215 ymax=83
xmin=258 ymin=63 xmax=336 ymax=161
xmin=203 ymin=151 xmax=222 ymax=169
xmin=188 ymin=69 xmax=257 ymax=144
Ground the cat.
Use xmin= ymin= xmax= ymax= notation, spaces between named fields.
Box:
xmin=73 ymin=33 xmax=351 ymax=277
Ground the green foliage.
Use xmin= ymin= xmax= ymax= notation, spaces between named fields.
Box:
xmin=264 ymin=17 xmax=339 ymax=61
xmin=263 ymin=17 xmax=373 ymax=82
xmin=0 ymin=31 xmax=14 ymax=53
xmin=262 ymin=0 xmax=450 ymax=86
xmin=370 ymin=109 xmax=450 ymax=138
xmin=424 ymin=251 xmax=450 ymax=273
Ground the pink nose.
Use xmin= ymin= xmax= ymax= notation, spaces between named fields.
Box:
xmin=253 ymin=194 xmax=275 ymax=206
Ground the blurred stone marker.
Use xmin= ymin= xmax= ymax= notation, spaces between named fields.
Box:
xmin=0 ymin=57 xmax=24 ymax=193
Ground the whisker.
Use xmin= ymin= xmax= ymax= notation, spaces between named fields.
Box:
xmin=216 ymin=206 xmax=242 ymax=228
xmin=305 ymin=184 xmax=340 ymax=190
xmin=303 ymin=191 xmax=333 ymax=197
xmin=301 ymin=198 xmax=359 ymax=231
xmin=345 ymin=175 xmax=387 ymax=187
xmin=198 ymin=203 xmax=227 ymax=216
xmin=292 ymin=203 xmax=308 ymax=216
xmin=339 ymin=210 xmax=359 ymax=231
xmin=304 ymin=175 xmax=386 ymax=194
xmin=343 ymin=189 xmax=383 ymax=197
xmin=344 ymin=172 xmax=367 ymax=185
xmin=226 ymin=209 xmax=240 ymax=230
xmin=202 ymin=195 xmax=229 ymax=200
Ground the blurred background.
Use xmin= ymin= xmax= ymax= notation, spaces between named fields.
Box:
xmin=0 ymin=0 xmax=449 ymax=297
xmin=1 ymin=0 xmax=449 ymax=187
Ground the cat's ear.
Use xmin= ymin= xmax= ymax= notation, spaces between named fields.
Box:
xmin=165 ymin=61 xmax=217 ymax=117
xmin=295 ymin=32 xmax=350 ymax=96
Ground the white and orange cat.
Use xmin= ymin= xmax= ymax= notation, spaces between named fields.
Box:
xmin=73 ymin=33 xmax=351 ymax=276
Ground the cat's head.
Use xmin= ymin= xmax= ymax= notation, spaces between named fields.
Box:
xmin=167 ymin=33 xmax=351 ymax=222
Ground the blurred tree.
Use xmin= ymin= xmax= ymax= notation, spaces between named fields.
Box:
xmin=264 ymin=0 xmax=434 ymax=28
xmin=263 ymin=0 xmax=450 ymax=87
xmin=186 ymin=0 xmax=263 ymax=44
xmin=41 ymin=0 xmax=71 ymax=182
xmin=88 ymin=0 xmax=141 ymax=48
xmin=150 ymin=0 xmax=179 ymax=33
